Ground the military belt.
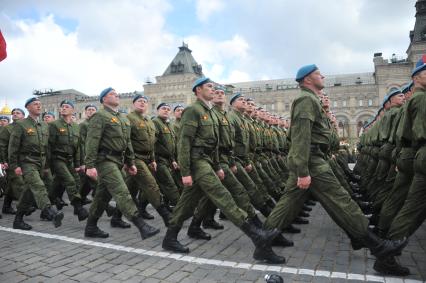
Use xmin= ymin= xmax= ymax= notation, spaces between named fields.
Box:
xmin=52 ymin=151 xmax=73 ymax=159
xmin=99 ymin=148 xmax=124 ymax=157
xmin=219 ymin=147 xmax=233 ymax=155
xmin=191 ymin=146 xmax=214 ymax=156
xmin=310 ymin=144 xmax=329 ymax=154
xmin=24 ymin=152 xmax=46 ymax=157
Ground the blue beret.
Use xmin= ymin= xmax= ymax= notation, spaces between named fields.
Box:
xmin=60 ymin=100 xmax=74 ymax=108
xmin=85 ymin=104 xmax=97 ymax=110
xmin=42 ymin=111 xmax=55 ymax=119
xmin=173 ymin=104 xmax=184 ymax=111
xmin=214 ymin=84 xmax=226 ymax=92
xmin=401 ymin=82 xmax=413 ymax=94
xmin=99 ymin=87 xmax=114 ymax=103
xmin=295 ymin=64 xmax=318 ymax=82
xmin=157 ymin=102 xmax=171 ymax=110
xmin=118 ymin=109 xmax=128 ymax=114
xmin=245 ymin=97 xmax=254 ymax=102
xmin=230 ymin=92 xmax=244 ymax=105
xmin=24 ymin=97 xmax=40 ymax=108
xmin=11 ymin=108 xmax=25 ymax=115
xmin=0 ymin=115 xmax=10 ymax=122
xmin=132 ymin=94 xmax=149 ymax=104
xmin=381 ymin=95 xmax=389 ymax=107
xmin=386 ymin=88 xmax=402 ymax=102
xmin=412 ymin=55 xmax=426 ymax=77
xmin=192 ymin=77 xmax=211 ymax=92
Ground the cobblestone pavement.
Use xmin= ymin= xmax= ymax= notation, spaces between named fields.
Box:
xmin=0 ymin=197 xmax=424 ymax=283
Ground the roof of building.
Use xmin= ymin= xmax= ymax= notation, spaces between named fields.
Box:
xmin=0 ymin=104 xmax=11 ymax=115
xmin=162 ymin=43 xmax=204 ymax=77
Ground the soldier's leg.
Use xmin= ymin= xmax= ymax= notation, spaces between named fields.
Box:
xmin=3 ymin=171 xmax=25 ymax=214
xmin=52 ymin=160 xmax=82 ymax=203
xmin=255 ymin=161 xmax=282 ymax=201
xmin=21 ymin=164 xmax=51 ymax=210
xmin=155 ymin=162 xmax=180 ymax=206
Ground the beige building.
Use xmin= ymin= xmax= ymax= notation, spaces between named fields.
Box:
xmin=28 ymin=0 xmax=426 ymax=145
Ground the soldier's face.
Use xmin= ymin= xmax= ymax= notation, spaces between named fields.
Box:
xmin=85 ymin=107 xmax=97 ymax=118
xmin=0 ymin=119 xmax=9 ymax=127
xmin=414 ymin=70 xmax=426 ymax=88
xmin=390 ymin=93 xmax=405 ymax=106
xmin=103 ymin=91 xmax=120 ymax=107
xmin=12 ymin=110 xmax=24 ymax=121
xmin=197 ymin=83 xmax=215 ymax=101
xmin=60 ymin=104 xmax=74 ymax=116
xmin=246 ymin=101 xmax=255 ymax=113
xmin=26 ymin=101 xmax=42 ymax=116
xmin=43 ymin=115 xmax=55 ymax=123
xmin=322 ymin=96 xmax=330 ymax=108
xmin=404 ymin=90 xmax=413 ymax=101
xmin=174 ymin=107 xmax=183 ymax=119
xmin=213 ymin=90 xmax=225 ymax=105
xmin=158 ymin=106 xmax=171 ymax=119
xmin=233 ymin=97 xmax=246 ymax=110
xmin=308 ymin=70 xmax=325 ymax=90
xmin=133 ymin=98 xmax=148 ymax=113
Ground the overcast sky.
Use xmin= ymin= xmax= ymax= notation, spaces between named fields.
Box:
xmin=0 ymin=0 xmax=417 ymax=109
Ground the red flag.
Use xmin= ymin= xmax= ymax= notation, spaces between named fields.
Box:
xmin=0 ymin=30 xmax=7 ymax=62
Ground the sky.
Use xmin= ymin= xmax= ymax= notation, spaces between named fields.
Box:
xmin=0 ymin=0 xmax=417 ymax=109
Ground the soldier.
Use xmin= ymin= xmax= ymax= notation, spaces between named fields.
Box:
xmin=263 ymin=64 xmax=407 ymax=260
xmin=84 ymin=88 xmax=159 ymax=240
xmin=0 ymin=108 xmax=26 ymax=215
xmin=48 ymin=100 xmax=88 ymax=221
xmin=42 ymin=111 xmax=55 ymax=123
xmin=125 ymin=95 xmax=170 ymax=227
xmin=375 ymin=56 xmax=426 ymax=275
xmin=152 ymin=103 xmax=181 ymax=207
xmin=161 ymin=77 xmax=284 ymax=264
xmin=172 ymin=104 xmax=184 ymax=138
xmin=79 ymin=104 xmax=98 ymax=205
xmin=9 ymin=97 xmax=64 ymax=230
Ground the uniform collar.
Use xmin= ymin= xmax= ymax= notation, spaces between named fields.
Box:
xmin=104 ymin=105 xmax=119 ymax=115
xmin=196 ymin=99 xmax=213 ymax=110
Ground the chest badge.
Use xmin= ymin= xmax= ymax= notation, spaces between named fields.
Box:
xmin=26 ymin=128 xmax=35 ymax=135
xmin=164 ymin=127 xmax=170 ymax=133
xmin=59 ymin=128 xmax=67 ymax=133
xmin=111 ymin=117 xmax=119 ymax=123
xmin=202 ymin=115 xmax=208 ymax=121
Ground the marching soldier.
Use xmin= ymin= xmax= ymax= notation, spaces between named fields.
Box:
xmin=9 ymin=97 xmax=64 ymax=230
xmin=84 ymin=88 xmax=159 ymax=240
xmin=161 ymin=77 xmax=284 ymax=264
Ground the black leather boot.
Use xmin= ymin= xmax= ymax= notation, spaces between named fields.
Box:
xmin=373 ymin=256 xmax=410 ymax=276
xmin=248 ymin=215 xmax=263 ymax=228
xmin=156 ymin=204 xmax=170 ymax=227
xmin=240 ymin=221 xmax=280 ymax=248
xmin=306 ymin=200 xmax=316 ymax=206
xmin=105 ymin=204 xmax=116 ymax=217
xmin=202 ymin=218 xmax=224 ymax=230
xmin=110 ymin=209 xmax=131 ymax=228
xmin=162 ymin=227 xmax=189 ymax=253
xmin=266 ymin=199 xmax=276 ymax=209
xmin=187 ymin=217 xmax=211 ymax=240
xmin=272 ymin=233 xmax=294 ymax=247
xmin=40 ymin=206 xmax=64 ymax=228
xmin=24 ymin=206 xmax=36 ymax=216
xmin=298 ymin=211 xmax=310 ymax=218
xmin=72 ymin=199 xmax=89 ymax=221
xmin=131 ymin=215 xmax=160 ymax=239
xmin=259 ymin=205 xmax=272 ymax=217
xmin=85 ymin=216 xmax=109 ymax=238
xmin=219 ymin=211 xmax=227 ymax=220
xmin=364 ymin=230 xmax=408 ymax=259
xmin=138 ymin=200 xmax=154 ymax=220
xmin=253 ymin=245 xmax=286 ymax=264
xmin=13 ymin=211 xmax=32 ymax=230
xmin=2 ymin=195 xmax=16 ymax=214
xmin=302 ymin=204 xmax=312 ymax=212
xmin=293 ymin=216 xmax=309 ymax=225
xmin=283 ymin=224 xmax=301 ymax=234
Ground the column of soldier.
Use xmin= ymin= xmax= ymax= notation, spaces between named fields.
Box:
xmin=1 ymin=57 xmax=426 ymax=278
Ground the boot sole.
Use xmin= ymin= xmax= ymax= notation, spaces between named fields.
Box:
xmin=84 ymin=233 xmax=109 ymax=238
xmin=111 ymin=223 xmax=131 ymax=228
xmin=141 ymin=228 xmax=160 ymax=240
xmin=376 ymin=238 xmax=409 ymax=259
xmin=162 ymin=243 xmax=190 ymax=253
xmin=13 ymin=224 xmax=32 ymax=230
xmin=373 ymin=262 xmax=410 ymax=276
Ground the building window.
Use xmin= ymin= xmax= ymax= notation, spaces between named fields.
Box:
xmin=368 ymin=99 xmax=373 ymax=106
xmin=333 ymin=101 xmax=338 ymax=108
xmin=271 ymin=104 xmax=275 ymax=110
xmin=342 ymin=100 xmax=347 ymax=107
xmin=285 ymin=103 xmax=289 ymax=111
xmin=359 ymin=100 xmax=363 ymax=107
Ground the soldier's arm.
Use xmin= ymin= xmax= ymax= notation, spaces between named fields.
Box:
xmin=124 ymin=121 xmax=135 ymax=167
xmin=153 ymin=119 xmax=173 ymax=160
xmin=74 ymin=124 xmax=81 ymax=168
xmin=47 ymin=123 xmax=56 ymax=169
xmin=291 ymin=97 xmax=316 ymax=177
xmin=85 ymin=113 xmax=104 ymax=169
xmin=0 ymin=127 xmax=9 ymax=163
xmin=8 ymin=123 xmax=23 ymax=170
xmin=79 ymin=122 xmax=87 ymax=165
xmin=177 ymin=108 xmax=197 ymax=177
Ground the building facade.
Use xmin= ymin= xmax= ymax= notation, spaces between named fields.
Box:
xmin=25 ymin=0 xmax=425 ymax=145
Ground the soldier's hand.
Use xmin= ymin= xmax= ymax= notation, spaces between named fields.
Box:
xmin=297 ymin=176 xmax=311 ymax=189
xmin=244 ymin=164 xmax=253 ymax=172
xmin=216 ymin=169 xmax=225 ymax=180
xmin=230 ymin=165 xmax=237 ymax=173
xmin=172 ymin=161 xmax=179 ymax=170
xmin=128 ymin=165 xmax=137 ymax=175
xmin=395 ymin=166 xmax=399 ymax=172
xmin=149 ymin=161 xmax=157 ymax=172
xmin=86 ymin=168 xmax=98 ymax=181
xmin=15 ymin=167 xmax=23 ymax=176
xmin=182 ymin=175 xmax=193 ymax=187
xmin=1 ymin=163 xmax=8 ymax=170
xmin=80 ymin=165 xmax=86 ymax=172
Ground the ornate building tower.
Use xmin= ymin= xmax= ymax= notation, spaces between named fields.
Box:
xmin=407 ymin=0 xmax=426 ymax=63
xmin=143 ymin=43 xmax=204 ymax=111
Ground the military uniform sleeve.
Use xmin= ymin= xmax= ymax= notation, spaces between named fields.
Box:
xmin=290 ymin=96 xmax=315 ymax=177
xmin=8 ymin=123 xmax=23 ymax=170
xmin=177 ymin=108 xmax=198 ymax=177
xmin=124 ymin=121 xmax=135 ymax=167
xmin=79 ymin=122 xmax=87 ymax=165
xmin=0 ymin=127 xmax=9 ymax=163
xmin=153 ymin=119 xmax=173 ymax=161
xmin=85 ymin=113 xmax=104 ymax=169
xmin=73 ymin=124 xmax=81 ymax=168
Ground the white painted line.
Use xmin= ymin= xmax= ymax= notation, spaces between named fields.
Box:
xmin=0 ymin=226 xmax=422 ymax=283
